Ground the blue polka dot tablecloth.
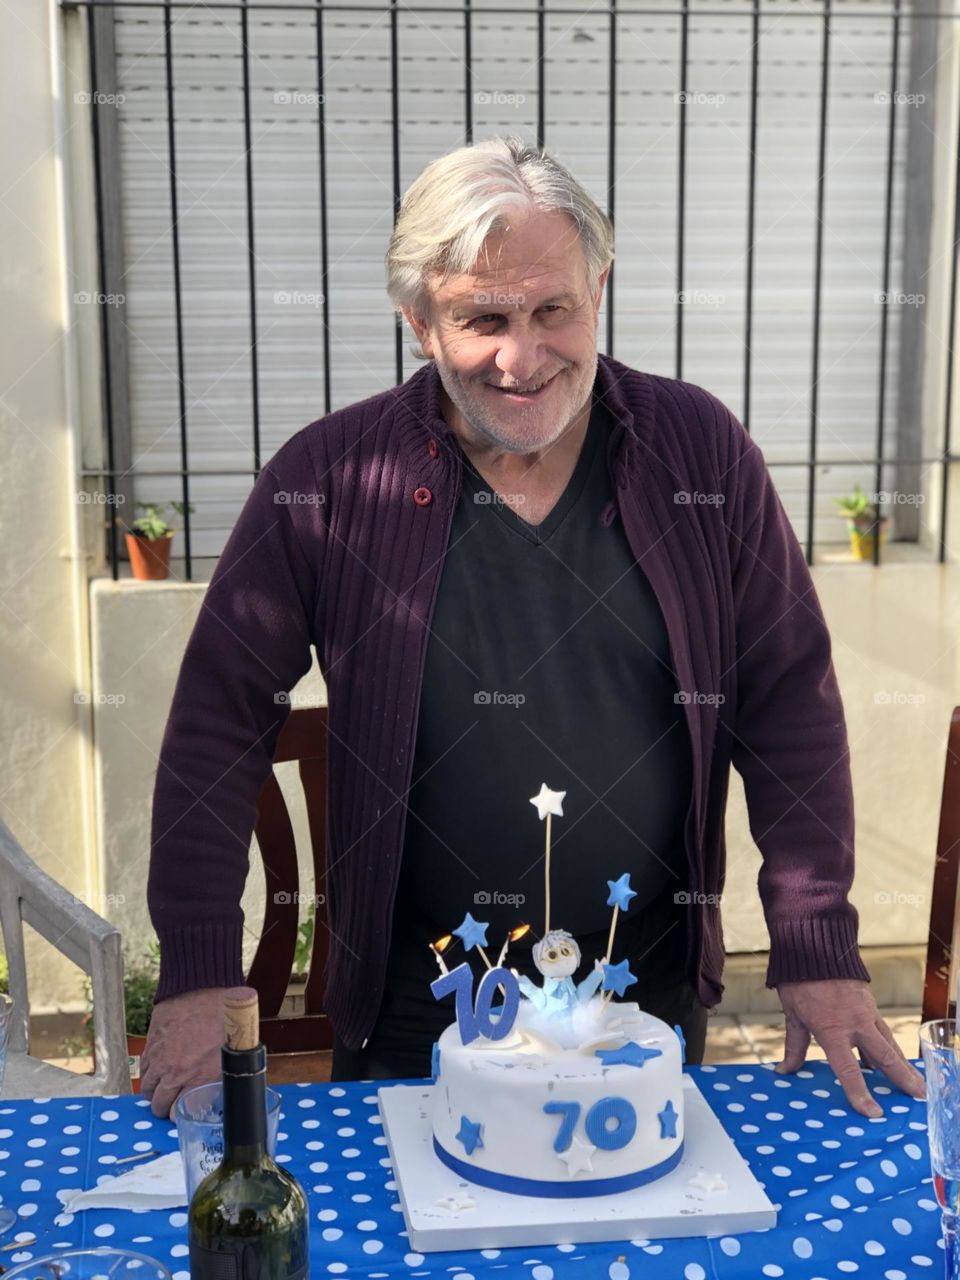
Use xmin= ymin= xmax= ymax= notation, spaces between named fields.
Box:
xmin=0 ymin=1062 xmax=943 ymax=1279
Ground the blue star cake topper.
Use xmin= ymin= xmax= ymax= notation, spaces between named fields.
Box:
xmin=455 ymin=1114 xmax=484 ymax=1155
xmin=453 ymin=912 xmax=490 ymax=952
xmin=674 ymin=1023 xmax=686 ymax=1065
xmin=657 ymin=1098 xmax=679 ymax=1139
xmin=601 ymin=958 xmax=637 ymax=998
xmin=595 ymin=1041 xmax=663 ymax=1069
xmin=606 ymin=873 xmax=637 ymax=912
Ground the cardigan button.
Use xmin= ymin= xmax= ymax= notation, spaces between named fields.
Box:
xmin=413 ymin=486 xmax=433 ymax=506
xmin=427 ymin=438 xmax=439 ymax=459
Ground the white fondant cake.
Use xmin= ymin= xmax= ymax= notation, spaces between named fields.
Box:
xmin=426 ymin=785 xmax=687 ymax=1198
xmin=431 ymin=994 xmax=685 ymax=1197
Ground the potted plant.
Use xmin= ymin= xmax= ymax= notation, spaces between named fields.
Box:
xmin=833 ymin=485 xmax=890 ymax=560
xmin=282 ymin=902 xmax=316 ymax=1017
xmin=123 ymin=942 xmax=160 ymax=1091
xmin=71 ymin=942 xmax=160 ymax=1090
xmin=124 ymin=501 xmax=191 ymax=581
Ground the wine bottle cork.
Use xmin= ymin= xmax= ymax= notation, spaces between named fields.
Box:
xmin=223 ymin=987 xmax=260 ymax=1051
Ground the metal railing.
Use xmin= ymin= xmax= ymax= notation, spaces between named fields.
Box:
xmin=65 ymin=0 xmax=960 ymax=574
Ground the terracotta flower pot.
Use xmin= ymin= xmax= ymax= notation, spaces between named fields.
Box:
xmin=127 ymin=1033 xmax=148 ymax=1092
xmin=126 ymin=531 xmax=173 ymax=581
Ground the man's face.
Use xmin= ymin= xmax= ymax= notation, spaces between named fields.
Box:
xmin=402 ymin=210 xmax=608 ymax=454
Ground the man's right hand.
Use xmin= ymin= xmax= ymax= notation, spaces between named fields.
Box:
xmin=140 ymin=987 xmax=229 ymax=1117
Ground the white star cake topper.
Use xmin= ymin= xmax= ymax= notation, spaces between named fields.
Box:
xmin=433 ymin=1191 xmax=478 ymax=1214
xmin=529 ymin=783 xmax=566 ymax=821
xmin=687 ymin=1169 xmax=728 ymax=1195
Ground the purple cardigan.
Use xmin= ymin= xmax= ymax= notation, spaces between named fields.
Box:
xmin=148 ymin=353 xmax=870 ymax=1049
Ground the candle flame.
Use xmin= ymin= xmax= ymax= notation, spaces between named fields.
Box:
xmin=509 ymin=924 xmax=531 ymax=943
xmin=432 ymin=934 xmax=453 ymax=954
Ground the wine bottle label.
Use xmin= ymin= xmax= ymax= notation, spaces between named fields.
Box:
xmin=189 ymin=1242 xmax=308 ymax=1280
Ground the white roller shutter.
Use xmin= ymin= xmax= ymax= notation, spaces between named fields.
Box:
xmin=107 ymin=0 xmax=916 ymax=567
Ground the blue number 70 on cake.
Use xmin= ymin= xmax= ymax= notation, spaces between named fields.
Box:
xmin=427 ymin=783 xmax=685 ymax=1198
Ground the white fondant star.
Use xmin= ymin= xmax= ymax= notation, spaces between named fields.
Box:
xmin=434 ymin=1192 xmax=477 ymax=1213
xmin=687 ymin=1170 xmax=727 ymax=1194
xmin=529 ymin=784 xmax=566 ymax=821
xmin=556 ymin=1133 xmax=596 ymax=1177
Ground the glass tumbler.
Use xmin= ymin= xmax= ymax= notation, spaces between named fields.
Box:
xmin=920 ymin=1019 xmax=960 ymax=1280
xmin=174 ymin=1080 xmax=282 ymax=1202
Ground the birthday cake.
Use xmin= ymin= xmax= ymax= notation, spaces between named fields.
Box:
xmin=427 ymin=784 xmax=686 ymax=1198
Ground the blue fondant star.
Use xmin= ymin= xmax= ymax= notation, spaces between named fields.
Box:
xmin=674 ymin=1023 xmax=687 ymax=1065
xmin=606 ymin=873 xmax=637 ymax=912
xmin=658 ymin=1098 xmax=679 ymax=1139
xmin=455 ymin=1114 xmax=484 ymax=1156
xmin=601 ymin=958 xmax=637 ymax=998
xmin=431 ymin=1041 xmax=441 ymax=1082
xmin=453 ymin=912 xmax=490 ymax=952
xmin=595 ymin=1040 xmax=663 ymax=1069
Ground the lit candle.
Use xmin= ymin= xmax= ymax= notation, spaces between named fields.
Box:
xmin=430 ymin=934 xmax=453 ymax=976
xmin=497 ymin=923 xmax=531 ymax=968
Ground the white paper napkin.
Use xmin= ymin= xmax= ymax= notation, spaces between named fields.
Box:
xmin=55 ymin=1152 xmax=187 ymax=1217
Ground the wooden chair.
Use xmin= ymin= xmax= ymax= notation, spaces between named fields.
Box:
xmin=248 ymin=706 xmax=333 ymax=1082
xmin=922 ymin=706 xmax=960 ymax=1025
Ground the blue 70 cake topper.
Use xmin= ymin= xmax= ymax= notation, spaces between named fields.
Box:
xmin=430 ymin=783 xmax=639 ymax=1045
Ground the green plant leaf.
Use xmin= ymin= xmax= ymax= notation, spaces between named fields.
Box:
xmin=129 ymin=501 xmax=191 ymax=541
xmin=293 ymin=901 xmax=316 ymax=981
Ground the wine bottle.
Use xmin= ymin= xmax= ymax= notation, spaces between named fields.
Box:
xmin=188 ymin=987 xmax=310 ymax=1280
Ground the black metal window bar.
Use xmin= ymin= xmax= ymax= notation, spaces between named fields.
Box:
xmin=69 ymin=0 xmax=960 ymax=578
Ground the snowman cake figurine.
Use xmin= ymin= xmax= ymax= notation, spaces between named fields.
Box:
xmin=516 ymin=930 xmax=603 ymax=1017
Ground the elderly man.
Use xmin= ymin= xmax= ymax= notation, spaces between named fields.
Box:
xmin=142 ymin=136 xmax=924 ymax=1118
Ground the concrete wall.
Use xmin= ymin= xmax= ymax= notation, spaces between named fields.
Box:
xmin=89 ymin=580 xmax=328 ymax=978
xmin=724 ymin=556 xmax=960 ymax=959
xmin=0 ymin=0 xmax=100 ymax=1009
xmin=89 ymin=556 xmax=960 ymax=986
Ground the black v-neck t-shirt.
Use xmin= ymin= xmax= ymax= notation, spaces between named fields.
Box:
xmin=375 ymin=398 xmax=694 ymax=1063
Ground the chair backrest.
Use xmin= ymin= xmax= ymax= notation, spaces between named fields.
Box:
xmin=248 ymin=706 xmax=332 ymax=1053
xmin=922 ymin=706 xmax=960 ymax=1024
xmin=0 ymin=818 xmax=130 ymax=1094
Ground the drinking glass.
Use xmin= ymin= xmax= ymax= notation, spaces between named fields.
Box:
xmin=920 ymin=1019 xmax=960 ymax=1280
xmin=0 ymin=993 xmax=16 ymax=1234
xmin=174 ymin=1081 xmax=282 ymax=1202
xmin=0 ymin=1248 xmax=173 ymax=1280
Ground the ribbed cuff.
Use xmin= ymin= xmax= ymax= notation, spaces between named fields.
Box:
xmin=765 ymin=914 xmax=871 ymax=989
xmin=154 ymin=921 xmax=246 ymax=1003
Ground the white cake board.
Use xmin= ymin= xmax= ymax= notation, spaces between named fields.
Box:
xmin=378 ymin=1075 xmax=777 ymax=1253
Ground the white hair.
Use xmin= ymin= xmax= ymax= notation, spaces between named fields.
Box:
xmin=385 ymin=135 xmax=614 ymax=356
xmin=532 ymin=929 xmax=580 ymax=970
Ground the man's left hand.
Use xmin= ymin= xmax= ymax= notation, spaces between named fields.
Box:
xmin=776 ymin=978 xmax=925 ymax=1117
